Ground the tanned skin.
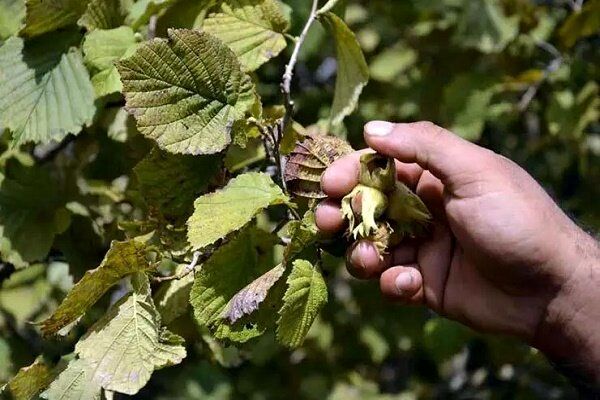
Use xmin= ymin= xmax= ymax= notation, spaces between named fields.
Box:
xmin=315 ymin=121 xmax=600 ymax=384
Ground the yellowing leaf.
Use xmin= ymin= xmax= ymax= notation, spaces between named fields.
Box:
xmin=117 ymin=28 xmax=258 ymax=155
xmin=190 ymin=227 xmax=282 ymax=342
xmin=204 ymin=0 xmax=290 ymax=71
xmin=4 ymin=358 xmax=55 ymax=400
xmin=187 ymin=172 xmax=288 ymax=250
xmin=319 ymin=12 xmax=369 ymax=128
xmin=39 ymin=240 xmax=149 ymax=336
xmin=558 ymin=0 xmax=600 ymax=48
xmin=21 ymin=0 xmax=89 ymax=37
xmin=0 ymin=32 xmax=96 ymax=146
xmin=276 ymin=259 xmax=327 ymax=348
xmin=75 ymin=275 xmax=186 ymax=395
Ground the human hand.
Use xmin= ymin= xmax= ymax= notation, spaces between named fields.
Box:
xmin=315 ymin=121 xmax=600 ymax=382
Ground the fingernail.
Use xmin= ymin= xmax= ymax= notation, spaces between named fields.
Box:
xmin=394 ymin=271 xmax=413 ymax=295
xmin=365 ymin=121 xmax=394 ymax=136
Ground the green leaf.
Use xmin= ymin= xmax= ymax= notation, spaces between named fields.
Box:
xmin=0 ymin=32 xmax=96 ymax=145
xmin=442 ymin=73 xmax=497 ymax=141
xmin=224 ymin=137 xmax=267 ymax=172
xmin=83 ymin=26 xmax=138 ymax=97
xmin=41 ymin=359 xmax=101 ymax=400
xmin=78 ymin=0 xmax=126 ymax=31
xmin=283 ymin=211 xmax=318 ymax=262
xmin=0 ymin=265 xmax=52 ymax=325
xmin=117 ymin=28 xmax=258 ymax=155
xmin=187 ymin=172 xmax=288 ymax=250
xmin=203 ymin=0 xmax=290 ymax=72
xmin=21 ymin=0 xmax=89 ymax=37
xmin=369 ymin=44 xmax=417 ymax=83
xmin=0 ymin=0 xmax=25 ymax=40
xmin=276 ymin=259 xmax=327 ymax=348
xmin=0 ymin=161 xmax=67 ymax=267
xmin=547 ymin=82 xmax=600 ymax=139
xmin=423 ymin=317 xmax=472 ymax=363
xmin=39 ymin=240 xmax=149 ymax=336
xmin=319 ymin=12 xmax=369 ymax=128
xmin=126 ymin=0 xmax=175 ymax=29
xmin=0 ymin=338 xmax=11 ymax=383
xmin=190 ymin=227 xmax=282 ymax=342
xmin=134 ymin=147 xmax=222 ymax=220
xmin=4 ymin=358 xmax=55 ymax=400
xmin=74 ymin=274 xmax=186 ymax=395
xmin=154 ymin=264 xmax=195 ymax=325
xmin=453 ymin=0 xmax=518 ymax=54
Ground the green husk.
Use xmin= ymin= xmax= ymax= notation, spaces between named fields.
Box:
xmin=340 ymin=153 xmax=432 ymax=257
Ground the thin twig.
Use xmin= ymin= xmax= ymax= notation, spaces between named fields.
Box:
xmin=154 ymin=251 xmax=202 ymax=283
xmin=281 ymin=0 xmax=320 ymax=123
xmin=518 ymin=42 xmax=563 ymax=112
xmin=148 ymin=15 xmax=158 ymax=39
xmin=277 ymin=0 xmax=320 ymax=196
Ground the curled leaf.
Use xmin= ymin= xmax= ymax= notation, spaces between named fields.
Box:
xmin=222 ymin=264 xmax=285 ymax=324
xmin=284 ymin=135 xmax=353 ymax=199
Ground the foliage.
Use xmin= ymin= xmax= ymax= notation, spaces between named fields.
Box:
xmin=0 ymin=0 xmax=598 ymax=398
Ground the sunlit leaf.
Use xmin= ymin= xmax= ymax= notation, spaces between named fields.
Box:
xmin=0 ymin=0 xmax=25 ymax=39
xmin=117 ymin=28 xmax=258 ymax=155
xmin=187 ymin=172 xmax=288 ymax=249
xmin=21 ymin=0 xmax=89 ymax=37
xmin=39 ymin=240 xmax=150 ymax=336
xmin=75 ymin=274 xmax=186 ymax=395
xmin=319 ymin=12 xmax=369 ymax=128
xmin=83 ymin=26 xmax=138 ymax=97
xmin=0 ymin=32 xmax=96 ymax=145
xmin=204 ymin=0 xmax=290 ymax=71
xmin=41 ymin=359 xmax=101 ymax=400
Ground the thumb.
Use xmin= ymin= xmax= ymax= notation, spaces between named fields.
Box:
xmin=364 ymin=121 xmax=491 ymax=188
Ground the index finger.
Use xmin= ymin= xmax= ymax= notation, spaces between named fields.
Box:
xmin=321 ymin=150 xmax=424 ymax=199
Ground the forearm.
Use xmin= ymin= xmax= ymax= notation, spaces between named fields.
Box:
xmin=532 ymin=227 xmax=600 ymax=388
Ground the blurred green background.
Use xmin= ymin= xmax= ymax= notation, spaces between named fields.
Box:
xmin=1 ymin=0 xmax=598 ymax=398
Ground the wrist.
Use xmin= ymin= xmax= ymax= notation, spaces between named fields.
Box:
xmin=531 ymin=227 xmax=600 ymax=385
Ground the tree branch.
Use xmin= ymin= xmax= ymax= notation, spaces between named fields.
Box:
xmin=154 ymin=251 xmax=202 ymax=283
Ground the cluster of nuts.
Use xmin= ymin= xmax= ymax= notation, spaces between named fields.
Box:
xmin=341 ymin=153 xmax=432 ymax=256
